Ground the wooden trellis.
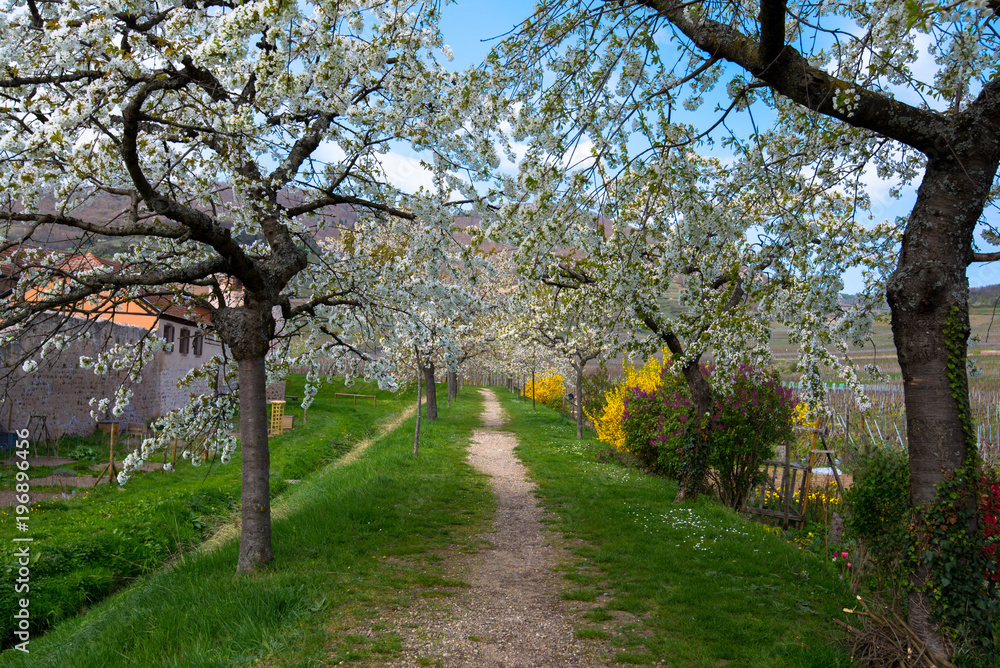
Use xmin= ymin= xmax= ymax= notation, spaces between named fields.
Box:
xmin=268 ymin=400 xmax=286 ymax=437
xmin=747 ymin=428 xmax=844 ymax=529
xmin=747 ymin=443 xmax=811 ymax=529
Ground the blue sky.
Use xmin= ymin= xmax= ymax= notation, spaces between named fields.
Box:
xmin=438 ymin=1 xmax=531 ymax=69
xmin=432 ymin=1 xmax=1000 ymax=294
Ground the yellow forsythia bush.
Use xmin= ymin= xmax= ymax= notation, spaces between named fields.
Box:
xmin=790 ymin=401 xmax=821 ymax=460
xmin=523 ymin=372 xmax=565 ymax=410
xmin=586 ymin=353 xmax=668 ymax=451
xmin=794 ymin=402 xmax=820 ymax=428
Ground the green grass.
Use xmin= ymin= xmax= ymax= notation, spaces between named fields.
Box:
xmin=498 ymin=392 xmax=858 ymax=667
xmin=575 ymin=627 xmax=609 ymax=639
xmin=0 ymin=377 xmax=487 ymax=663
xmin=1 ymin=384 xmax=864 ymax=665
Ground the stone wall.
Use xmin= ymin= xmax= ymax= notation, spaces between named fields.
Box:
xmin=1 ymin=319 xmax=153 ymax=437
xmin=1 ymin=318 xmax=225 ymax=438
xmin=155 ymin=320 xmax=225 ymax=417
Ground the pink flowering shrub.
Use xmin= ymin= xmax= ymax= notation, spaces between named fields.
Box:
xmin=707 ymin=366 xmax=797 ymax=509
xmin=620 ymin=364 xmax=692 ymax=477
xmin=619 ymin=363 xmax=797 ymax=508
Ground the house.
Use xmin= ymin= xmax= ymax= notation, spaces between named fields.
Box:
xmin=0 ymin=246 xmax=250 ymax=437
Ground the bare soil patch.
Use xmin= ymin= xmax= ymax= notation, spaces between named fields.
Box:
xmin=0 ymin=490 xmax=62 ymax=506
xmin=0 ymin=456 xmax=168 ymax=506
xmin=0 ymin=455 xmax=76 ymax=467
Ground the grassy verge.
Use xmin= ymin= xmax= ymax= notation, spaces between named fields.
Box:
xmin=498 ymin=392 xmax=857 ymax=667
xmin=0 ymin=383 xmax=490 ymax=666
xmin=0 ymin=375 xmax=416 ymax=650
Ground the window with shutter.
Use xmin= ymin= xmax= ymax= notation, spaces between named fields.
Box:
xmin=163 ymin=324 xmax=175 ymax=353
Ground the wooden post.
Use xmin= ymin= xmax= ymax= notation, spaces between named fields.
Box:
xmin=782 ymin=441 xmax=791 ymax=530
xmin=109 ymin=427 xmax=116 ymax=486
xmin=92 ymin=462 xmax=111 ymax=487
xmin=31 ymin=416 xmax=52 ymax=457
xmin=801 ymin=425 xmax=819 ymax=518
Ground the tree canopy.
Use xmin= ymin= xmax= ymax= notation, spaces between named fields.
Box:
xmin=0 ymin=0 xmax=497 ymax=572
xmin=488 ymin=0 xmax=1000 ymax=654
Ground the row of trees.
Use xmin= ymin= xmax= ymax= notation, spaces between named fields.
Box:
xmin=1 ymin=0 xmax=997 ymax=656
xmin=481 ymin=0 xmax=1000 ymax=656
xmin=0 ymin=0 xmax=507 ymax=573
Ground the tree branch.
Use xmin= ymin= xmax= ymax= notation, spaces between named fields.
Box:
xmin=758 ymin=0 xmax=786 ymax=68
xmin=972 ymin=250 xmax=1000 ymax=263
xmin=638 ymin=0 xmax=949 ymax=154
xmin=290 ymin=294 xmax=363 ymax=318
xmin=285 ymin=192 xmax=417 ymax=221
xmin=0 ymin=71 xmax=105 ymax=88
xmin=1 ymin=257 xmax=226 ymax=331
xmin=5 ymin=213 xmax=186 ymax=239
xmin=121 ymin=77 xmax=265 ymax=292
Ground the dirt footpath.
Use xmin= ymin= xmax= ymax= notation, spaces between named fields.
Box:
xmin=375 ymin=388 xmax=610 ymax=667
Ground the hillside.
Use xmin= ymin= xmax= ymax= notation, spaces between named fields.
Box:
xmin=2 ymin=188 xmax=359 ymax=256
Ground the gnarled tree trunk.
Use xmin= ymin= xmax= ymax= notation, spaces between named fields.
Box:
xmin=639 ymin=318 xmax=713 ymax=504
xmin=886 ymin=147 xmax=998 ymax=652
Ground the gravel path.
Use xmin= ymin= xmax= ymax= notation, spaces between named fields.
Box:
xmin=376 ymin=388 xmax=610 ymax=667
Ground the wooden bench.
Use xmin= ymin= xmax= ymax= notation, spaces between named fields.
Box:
xmin=97 ymin=421 xmax=120 ymax=436
xmin=334 ymin=393 xmax=377 ymax=407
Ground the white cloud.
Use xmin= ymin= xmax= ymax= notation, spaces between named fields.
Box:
xmin=562 ymin=137 xmax=596 ymax=171
xmin=313 ymin=141 xmax=436 ymax=194
xmin=378 ymin=151 xmax=436 ymax=194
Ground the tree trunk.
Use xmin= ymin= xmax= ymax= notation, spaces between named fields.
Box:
xmin=236 ymin=355 xmax=274 ymax=573
xmin=886 ymin=149 xmax=997 ymax=652
xmin=575 ymin=365 xmax=584 ymax=439
xmin=447 ymin=370 xmax=457 ymax=406
xmin=531 ymin=370 xmax=536 ymax=411
xmin=414 ymin=357 xmax=422 ymax=456
xmin=214 ymin=294 xmax=279 ymax=576
xmin=636 ymin=313 xmax=714 ymax=503
xmin=672 ymin=348 xmax=711 ymax=503
xmin=423 ymin=361 xmax=438 ymax=420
